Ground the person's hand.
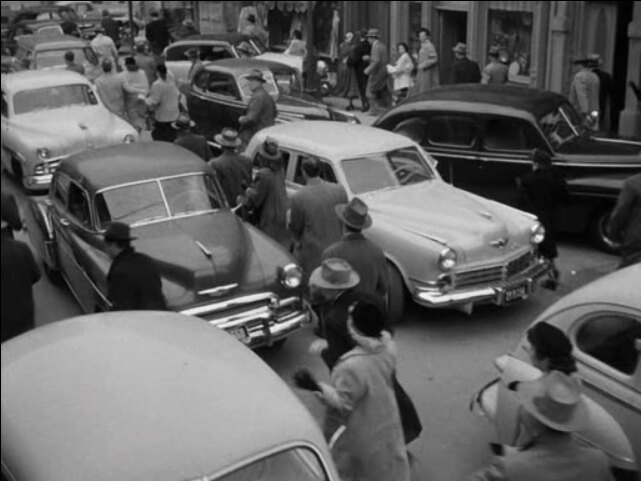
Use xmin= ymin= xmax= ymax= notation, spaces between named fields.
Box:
xmin=309 ymin=339 xmax=328 ymax=354
xmin=137 ymin=93 xmax=146 ymax=101
xmin=362 ymin=55 xmax=370 ymax=62
xmin=236 ymin=194 xmax=246 ymax=206
xmin=239 ymin=115 xmax=247 ymax=124
xmin=293 ymin=367 xmax=321 ymax=392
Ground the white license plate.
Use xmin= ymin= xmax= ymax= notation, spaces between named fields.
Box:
xmin=503 ymin=284 xmax=528 ymax=304
xmin=229 ymin=326 xmax=250 ymax=344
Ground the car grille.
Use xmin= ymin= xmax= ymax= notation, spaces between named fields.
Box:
xmin=454 ymin=252 xmax=534 ymax=289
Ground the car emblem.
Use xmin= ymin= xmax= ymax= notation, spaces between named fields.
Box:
xmin=490 ymin=237 xmax=509 ymax=248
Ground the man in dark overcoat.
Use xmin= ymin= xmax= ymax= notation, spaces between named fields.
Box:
xmin=1 ymin=192 xmax=21 ymax=239
xmin=238 ymin=138 xmax=289 ymax=247
xmin=452 ymin=43 xmax=481 ymax=84
xmin=289 ymin=156 xmax=348 ymax=281
xmin=238 ymin=69 xmax=277 ymax=147
xmin=104 ymin=222 xmax=167 ymax=311
xmin=517 ymin=149 xmax=568 ymax=289
xmin=145 ymin=10 xmax=171 ymax=55
xmin=208 ymin=128 xmax=251 ymax=206
xmin=364 ymin=28 xmax=390 ymax=115
xmin=173 ymin=113 xmax=212 ymax=161
xmin=101 ymin=9 xmax=121 ymax=47
xmin=323 ymin=197 xmax=389 ymax=301
xmin=1 ymin=222 xmax=40 ymax=342
xmin=347 ymin=29 xmax=371 ymax=112
xmin=608 ymin=173 xmax=641 ymax=268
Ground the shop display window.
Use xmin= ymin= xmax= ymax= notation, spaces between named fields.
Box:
xmin=487 ymin=9 xmax=533 ymax=85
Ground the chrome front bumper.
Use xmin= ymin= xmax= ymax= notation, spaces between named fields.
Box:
xmin=181 ymin=293 xmax=310 ymax=348
xmin=414 ymin=258 xmax=552 ymax=308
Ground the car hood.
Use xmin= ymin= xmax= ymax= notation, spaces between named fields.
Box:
xmin=555 ymin=134 xmax=641 ymax=163
xmin=276 ymin=94 xmax=330 ymax=120
xmin=12 ymin=106 xmax=131 ymax=156
xmin=364 ymin=182 xmax=532 ymax=263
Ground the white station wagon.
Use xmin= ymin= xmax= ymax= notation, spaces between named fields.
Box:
xmin=246 ymin=122 xmax=552 ymax=322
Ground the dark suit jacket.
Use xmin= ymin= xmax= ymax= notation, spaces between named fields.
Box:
xmin=239 ymin=86 xmax=277 ymax=145
xmin=107 ymin=248 xmax=167 ymax=311
xmin=175 ymin=132 xmax=212 ymax=161
xmin=101 ymin=16 xmax=120 ymax=44
xmin=245 ymin=163 xmax=289 ymax=247
xmin=145 ymin=19 xmax=171 ymax=51
xmin=453 ymin=57 xmax=481 ymax=84
xmin=1 ymin=238 xmax=40 ymax=342
xmin=208 ymin=150 xmax=252 ymax=206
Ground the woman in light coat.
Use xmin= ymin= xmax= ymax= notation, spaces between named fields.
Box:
xmin=387 ymin=42 xmax=414 ymax=104
xmin=294 ymin=300 xmax=410 ymax=481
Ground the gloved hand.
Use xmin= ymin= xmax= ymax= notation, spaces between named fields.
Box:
xmin=293 ymin=367 xmax=321 ymax=392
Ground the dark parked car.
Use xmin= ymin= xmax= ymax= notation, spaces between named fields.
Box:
xmin=26 ymin=142 xmax=309 ymax=349
xmin=185 ymin=58 xmax=358 ymax=141
xmin=374 ymin=85 xmax=641 ymax=251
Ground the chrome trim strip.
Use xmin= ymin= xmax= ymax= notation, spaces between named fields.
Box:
xmin=180 ymin=293 xmax=298 ymax=317
xmin=198 ymin=283 xmax=238 ymax=297
xmin=432 ymin=151 xmax=640 ymax=168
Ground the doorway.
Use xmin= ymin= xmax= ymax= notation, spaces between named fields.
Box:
xmin=438 ymin=10 xmax=467 ymax=85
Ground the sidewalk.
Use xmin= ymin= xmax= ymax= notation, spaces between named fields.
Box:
xmin=323 ymin=96 xmax=376 ymax=126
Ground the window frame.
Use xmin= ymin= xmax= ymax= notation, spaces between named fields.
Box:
xmin=292 ymin=153 xmax=337 ymax=186
xmin=480 ymin=115 xmax=541 ymax=154
xmin=66 ymin=179 xmax=94 ymax=231
xmin=205 ymin=71 xmax=241 ymax=101
xmin=423 ymin=113 xmax=480 ymax=150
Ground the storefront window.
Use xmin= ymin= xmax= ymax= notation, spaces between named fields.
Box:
xmin=487 ymin=9 xmax=533 ymax=85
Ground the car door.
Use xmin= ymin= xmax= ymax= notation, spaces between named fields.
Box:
xmin=284 ymin=150 xmax=338 ymax=197
xmin=0 ymin=91 xmax=12 ymax=171
xmin=477 ymin=115 xmax=549 ymax=206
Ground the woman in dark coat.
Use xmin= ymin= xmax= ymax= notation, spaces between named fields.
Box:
xmin=334 ymin=32 xmax=360 ymax=110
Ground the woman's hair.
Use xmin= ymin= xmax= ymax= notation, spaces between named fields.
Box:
xmin=527 ymin=322 xmax=577 ymax=374
xmin=397 ymin=42 xmax=409 ymax=53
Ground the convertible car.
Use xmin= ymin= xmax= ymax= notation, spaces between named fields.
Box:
xmin=184 ymin=58 xmax=358 ymax=142
xmin=374 ymin=85 xmax=641 ymax=251
xmin=246 ymin=122 xmax=552 ymax=323
xmin=1 ymin=69 xmax=137 ymax=191
xmin=26 ymin=143 xmax=308 ymax=348
xmin=1 ymin=312 xmax=339 ymax=480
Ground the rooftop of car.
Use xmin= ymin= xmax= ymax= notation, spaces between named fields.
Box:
xmin=202 ymin=57 xmax=295 ymax=74
xmin=16 ymin=32 xmax=88 ymax=50
xmin=1 ymin=69 xmax=89 ymax=92
xmin=254 ymin=121 xmax=416 ymax=160
xmin=58 ymin=142 xmax=209 ymax=192
xmin=1 ymin=312 xmax=329 ymax=481
xmin=170 ymin=33 xmax=252 ymax=45
xmin=392 ymin=84 xmax=568 ymax=119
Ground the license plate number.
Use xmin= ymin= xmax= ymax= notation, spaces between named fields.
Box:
xmin=229 ymin=326 xmax=250 ymax=344
xmin=503 ymin=284 xmax=528 ymax=304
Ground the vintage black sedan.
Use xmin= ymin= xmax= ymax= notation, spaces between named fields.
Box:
xmin=26 ymin=142 xmax=309 ymax=348
xmin=374 ymin=85 xmax=641 ymax=251
xmin=185 ymin=58 xmax=358 ymax=141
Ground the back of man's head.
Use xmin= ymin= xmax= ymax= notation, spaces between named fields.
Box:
xmin=64 ymin=50 xmax=75 ymax=62
xmin=301 ymin=156 xmax=320 ymax=178
xmin=101 ymin=58 xmax=113 ymax=72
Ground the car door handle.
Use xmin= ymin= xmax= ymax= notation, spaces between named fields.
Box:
xmin=60 ymin=218 xmax=70 ymax=227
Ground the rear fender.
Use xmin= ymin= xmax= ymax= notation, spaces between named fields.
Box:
xmin=26 ymin=197 xmax=58 ymax=270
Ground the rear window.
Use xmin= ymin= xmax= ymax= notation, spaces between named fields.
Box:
xmin=35 ymin=47 xmax=96 ymax=68
xmin=166 ymin=43 xmax=234 ymax=62
xmin=425 ymin=115 xmax=478 ymax=148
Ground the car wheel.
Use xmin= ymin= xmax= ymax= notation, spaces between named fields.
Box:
xmin=387 ymin=262 xmax=406 ymax=325
xmin=588 ymin=206 xmax=620 ymax=254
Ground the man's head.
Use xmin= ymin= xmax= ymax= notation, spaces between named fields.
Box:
xmin=245 ymin=69 xmax=266 ymax=91
xmin=247 ymin=13 xmax=257 ymax=24
xmin=103 ymin=222 xmax=135 ymax=259
xmin=301 ymin=156 xmax=321 ymax=181
xmin=345 ymin=31 xmax=354 ymax=43
xmin=150 ymin=10 xmax=160 ymax=19
xmin=335 ymin=197 xmax=372 ymax=233
xmin=124 ymin=57 xmax=138 ymax=71
xmin=156 ymin=63 xmax=168 ymax=79
xmin=292 ymin=29 xmax=302 ymax=40
xmin=214 ymin=127 xmax=241 ymax=149
xmin=531 ymin=148 xmax=552 ymax=171
xmin=102 ymin=9 xmax=111 ymax=18
xmin=452 ymin=42 xmax=467 ymax=59
xmin=134 ymin=37 xmax=148 ymax=53
xmin=101 ymin=58 xmax=113 ymax=73
xmin=64 ymin=50 xmax=75 ymax=64
xmin=417 ymin=27 xmax=430 ymax=43
xmin=309 ymin=258 xmax=360 ymax=302
xmin=366 ymin=28 xmax=380 ymax=45
xmin=488 ymin=46 xmax=500 ymax=62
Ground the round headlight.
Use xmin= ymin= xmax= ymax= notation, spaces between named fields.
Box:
xmin=438 ymin=248 xmax=457 ymax=271
xmin=530 ymin=223 xmax=546 ymax=245
xmin=36 ymin=148 xmax=52 ymax=160
xmin=123 ymin=134 xmax=136 ymax=144
xmin=281 ymin=263 xmax=303 ymax=289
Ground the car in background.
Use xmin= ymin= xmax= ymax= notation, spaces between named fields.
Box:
xmin=1 ymin=311 xmax=339 ymax=480
xmin=246 ymin=122 xmax=552 ymax=323
xmin=474 ymin=264 xmax=640 ymax=480
xmin=26 ymin=142 xmax=309 ymax=348
xmin=1 ymin=70 xmax=138 ymax=191
xmin=374 ymin=85 xmax=641 ymax=251
xmin=2 ymin=20 xmax=64 ymax=56
xmin=185 ymin=58 xmax=358 ymax=142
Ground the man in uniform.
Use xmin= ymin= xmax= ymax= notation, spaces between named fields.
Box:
xmin=452 ymin=43 xmax=480 ymax=84
xmin=173 ymin=113 xmax=212 ymax=161
xmin=104 ymin=222 xmax=167 ymax=311
xmin=238 ymin=69 xmax=277 ymax=146
xmin=208 ymin=128 xmax=251 ymax=206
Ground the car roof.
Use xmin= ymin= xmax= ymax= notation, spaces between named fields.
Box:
xmin=1 ymin=69 xmax=89 ymax=92
xmin=392 ymin=84 xmax=568 ymax=119
xmin=17 ymin=32 xmax=87 ymax=50
xmin=253 ymin=121 xmax=417 ymax=160
xmin=57 ymin=142 xmax=208 ymax=192
xmin=203 ymin=57 xmax=295 ymax=75
xmin=170 ymin=33 xmax=251 ymax=45
xmin=1 ymin=312 xmax=330 ymax=481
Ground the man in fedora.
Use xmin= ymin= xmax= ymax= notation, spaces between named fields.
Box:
xmin=289 ymin=156 xmax=348 ymax=282
xmin=104 ymin=222 xmax=167 ymax=311
xmin=208 ymin=128 xmax=251 ymax=206
xmin=471 ymin=371 xmax=614 ymax=481
xmin=452 ymin=42 xmax=480 ymax=84
xmin=363 ymin=28 xmax=390 ymax=115
xmin=173 ymin=113 xmax=212 ymax=161
xmin=323 ymin=197 xmax=389 ymax=302
xmin=482 ymin=46 xmax=509 ymax=85
xmin=238 ymin=69 xmax=277 ymax=146
xmin=569 ymin=55 xmax=600 ymax=130
xmin=347 ymin=28 xmax=371 ymax=112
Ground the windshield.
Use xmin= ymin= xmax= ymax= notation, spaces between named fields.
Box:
xmin=95 ymin=174 xmax=223 ymax=227
xmin=35 ymin=47 xmax=97 ymax=68
xmin=341 ymin=147 xmax=435 ymax=194
xmin=238 ymin=70 xmax=279 ymax=100
xmin=538 ymin=103 xmax=584 ymax=149
xmin=13 ymin=83 xmax=98 ymax=114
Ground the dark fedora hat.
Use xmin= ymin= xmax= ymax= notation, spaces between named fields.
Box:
xmin=171 ymin=113 xmax=196 ymax=130
xmin=309 ymin=258 xmax=360 ymax=290
xmin=258 ymin=137 xmax=281 ymax=161
xmin=103 ymin=222 xmax=136 ymax=242
xmin=215 ymin=128 xmax=242 ymax=148
xmin=335 ymin=197 xmax=372 ymax=230
xmin=245 ymin=68 xmax=266 ymax=82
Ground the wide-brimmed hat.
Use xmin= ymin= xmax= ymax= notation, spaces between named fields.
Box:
xmin=366 ymin=28 xmax=380 ymax=38
xmin=452 ymin=42 xmax=467 ymax=55
xmin=171 ymin=113 xmax=196 ymax=130
xmin=103 ymin=222 xmax=136 ymax=242
xmin=245 ymin=68 xmax=266 ymax=82
xmin=215 ymin=128 xmax=241 ymax=148
xmin=335 ymin=197 xmax=372 ymax=230
xmin=517 ymin=371 xmax=589 ymax=432
xmin=309 ymin=258 xmax=360 ymax=290
xmin=258 ymin=137 xmax=281 ymax=161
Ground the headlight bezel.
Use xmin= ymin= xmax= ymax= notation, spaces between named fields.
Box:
xmin=438 ymin=247 xmax=457 ymax=271
xmin=530 ymin=222 xmax=546 ymax=245
xmin=123 ymin=133 xmax=136 ymax=144
xmin=36 ymin=147 xmax=52 ymax=160
xmin=280 ymin=263 xmax=303 ymax=289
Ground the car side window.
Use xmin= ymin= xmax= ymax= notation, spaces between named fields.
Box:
xmin=67 ymin=182 xmax=92 ymax=229
xmin=200 ymin=45 xmax=234 ymax=62
xmin=52 ymin=174 xmax=71 ymax=208
xmin=483 ymin=117 xmax=537 ymax=152
xmin=207 ymin=72 xmax=240 ymax=99
xmin=192 ymin=70 xmax=209 ymax=91
xmin=293 ymin=155 xmax=336 ymax=185
xmin=575 ymin=314 xmax=641 ymax=375
xmin=424 ymin=115 xmax=478 ymax=148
